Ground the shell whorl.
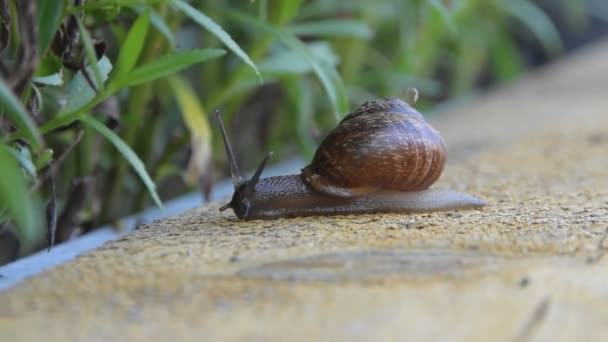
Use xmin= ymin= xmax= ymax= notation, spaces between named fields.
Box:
xmin=302 ymin=98 xmax=446 ymax=198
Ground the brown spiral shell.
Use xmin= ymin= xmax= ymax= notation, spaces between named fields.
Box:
xmin=301 ymin=98 xmax=446 ymax=198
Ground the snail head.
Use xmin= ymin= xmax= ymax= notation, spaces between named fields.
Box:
xmin=215 ymin=110 xmax=272 ymax=219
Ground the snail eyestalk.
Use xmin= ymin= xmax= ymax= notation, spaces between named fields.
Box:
xmin=215 ymin=109 xmax=243 ymax=186
xmin=243 ymin=152 xmax=273 ymax=197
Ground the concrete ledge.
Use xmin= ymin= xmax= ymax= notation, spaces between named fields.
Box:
xmin=2 ymin=39 xmax=608 ymax=341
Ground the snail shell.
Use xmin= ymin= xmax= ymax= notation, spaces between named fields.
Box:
xmin=302 ymin=98 xmax=446 ymax=198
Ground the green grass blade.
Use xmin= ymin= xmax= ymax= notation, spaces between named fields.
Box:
xmin=81 ymin=116 xmax=163 ymax=209
xmin=227 ymin=10 xmax=348 ymax=120
xmin=288 ymin=19 xmax=373 ymax=39
xmin=258 ymin=0 xmax=268 ymax=21
xmin=171 ymin=0 xmax=263 ymax=82
xmin=34 ymin=54 xmax=64 ymax=88
xmin=148 ymin=11 xmax=175 ymax=45
xmin=318 ymin=60 xmax=348 ymax=121
xmin=0 ymin=144 xmax=40 ymax=249
xmin=45 ymin=49 xmax=223 ymax=135
xmin=0 ymin=79 xmax=42 ymax=149
xmin=497 ymin=0 xmax=563 ymax=55
xmin=76 ymin=16 xmax=105 ymax=92
xmin=428 ymin=0 xmax=456 ymax=35
xmin=258 ymin=41 xmax=339 ymax=74
xmin=111 ymin=48 xmax=225 ymax=90
xmin=558 ymin=0 xmax=586 ymax=30
xmin=298 ymin=2 xmax=362 ymax=20
xmin=295 ymin=77 xmax=316 ymax=157
xmin=489 ymin=33 xmax=523 ymax=81
xmin=37 ymin=0 xmax=65 ymax=53
xmin=68 ymin=0 xmax=164 ymax=13
xmin=169 ymin=76 xmax=212 ymax=187
xmin=114 ymin=11 xmax=150 ymax=80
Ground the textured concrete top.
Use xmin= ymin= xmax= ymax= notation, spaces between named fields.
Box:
xmin=2 ymin=40 xmax=608 ymax=342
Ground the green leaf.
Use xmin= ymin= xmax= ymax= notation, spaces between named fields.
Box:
xmin=63 ymin=56 xmax=113 ymax=115
xmin=271 ymin=0 xmax=304 ymax=23
xmin=227 ymin=10 xmax=348 ymax=120
xmin=31 ymin=84 xmax=43 ymax=111
xmin=0 ymin=78 xmax=42 ymax=149
xmin=489 ymin=33 xmax=523 ymax=82
xmin=212 ymin=78 xmax=267 ymax=107
xmin=169 ymin=76 xmax=211 ymax=144
xmin=428 ymin=0 xmax=457 ymax=35
xmin=37 ymin=0 xmax=64 ymax=53
xmin=37 ymin=56 xmax=112 ymax=136
xmin=171 ymin=0 xmax=263 ymax=82
xmin=288 ymin=19 xmax=373 ymax=39
xmin=81 ymin=116 xmax=163 ymax=209
xmin=298 ymin=2 xmax=362 ymax=20
xmin=258 ymin=0 xmax=268 ymax=21
xmin=497 ymin=0 xmax=563 ymax=55
xmin=68 ymin=0 xmax=164 ymax=13
xmin=114 ymin=11 xmax=150 ymax=80
xmin=317 ymin=60 xmax=348 ymax=121
xmin=258 ymin=41 xmax=339 ymax=74
xmin=45 ymin=49 xmax=223 ymax=135
xmin=132 ymin=6 xmax=175 ymax=45
xmin=35 ymin=148 xmax=54 ymax=170
xmin=111 ymin=48 xmax=225 ymax=90
xmin=35 ymin=54 xmax=63 ymax=77
xmin=294 ymin=78 xmax=316 ymax=157
xmin=413 ymin=3 xmax=450 ymax=74
xmin=169 ymin=77 xmax=212 ymax=185
xmin=450 ymin=30 xmax=486 ymax=95
xmin=0 ymin=144 xmax=40 ymax=249
xmin=76 ymin=17 xmax=105 ymax=93
xmin=33 ymin=55 xmax=63 ymax=85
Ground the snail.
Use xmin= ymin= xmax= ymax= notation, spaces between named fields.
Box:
xmin=216 ymin=90 xmax=485 ymax=220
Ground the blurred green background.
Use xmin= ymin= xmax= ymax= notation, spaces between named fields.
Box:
xmin=0 ymin=0 xmax=606 ymax=262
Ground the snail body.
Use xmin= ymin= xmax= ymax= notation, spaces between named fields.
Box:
xmin=217 ymin=94 xmax=485 ymax=220
xmin=224 ymin=174 xmax=484 ymax=220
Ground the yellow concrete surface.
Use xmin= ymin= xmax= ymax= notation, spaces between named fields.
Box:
xmin=2 ymin=40 xmax=608 ymax=342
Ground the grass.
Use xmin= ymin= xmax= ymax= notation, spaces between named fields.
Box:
xmin=0 ymin=0 xmax=593 ymax=258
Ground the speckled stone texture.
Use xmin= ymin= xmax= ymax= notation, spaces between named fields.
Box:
xmin=2 ymin=40 xmax=608 ymax=342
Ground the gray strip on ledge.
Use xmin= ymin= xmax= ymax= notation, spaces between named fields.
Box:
xmin=0 ymin=157 xmax=306 ymax=291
